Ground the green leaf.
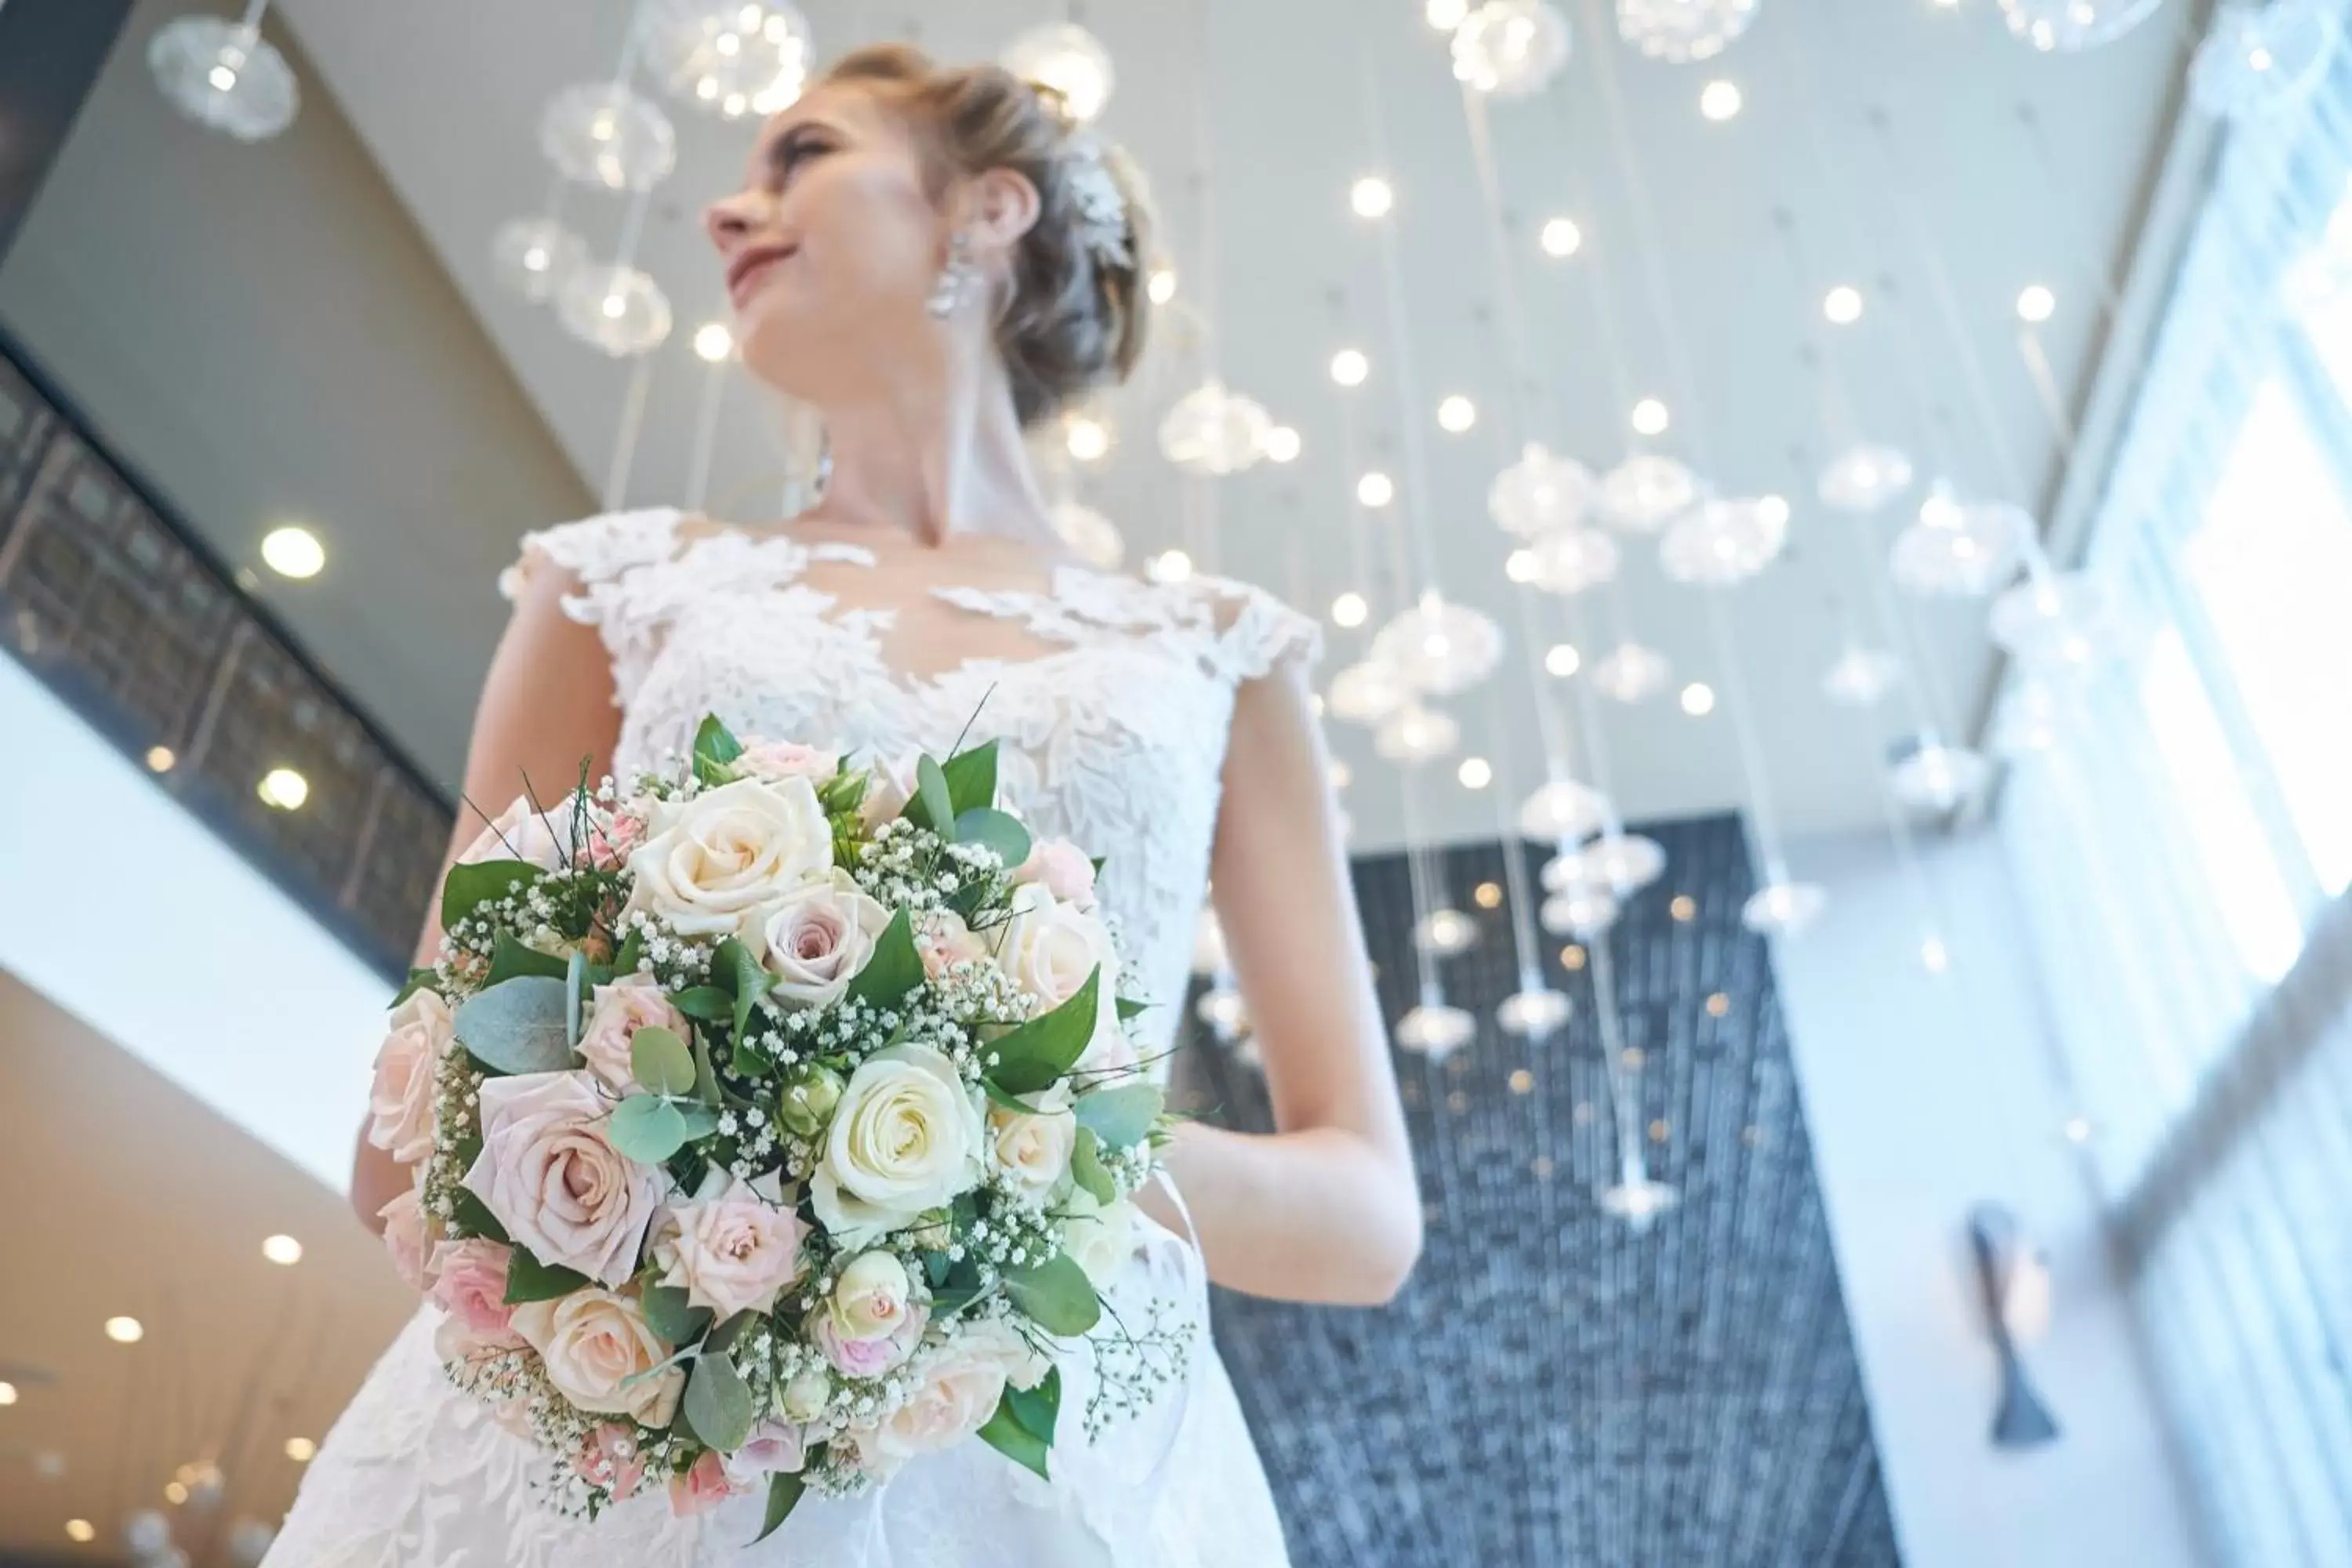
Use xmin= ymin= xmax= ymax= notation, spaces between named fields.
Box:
xmin=441 ymin=858 xmax=542 ymax=934
xmin=818 ymin=768 xmax=869 ymax=817
xmin=392 ymin=967 xmax=441 ymax=1007
xmin=978 ymin=1388 xmax=1052 ymax=1481
xmin=706 ymin=1308 xmax=757 ymax=1357
xmin=689 ymin=1025 xmax=720 ymax=1104
xmin=670 ymin=986 xmax=734 ymax=1023
xmin=845 ymin=909 xmax=924 ymax=1009
xmin=607 ymin=1094 xmax=691 ymax=1163
xmin=1070 ymin=1127 xmax=1116 ymax=1205
xmin=981 ymin=1076 xmax=1036 ymax=1115
xmin=630 ymin=1025 xmax=697 ymax=1097
xmin=985 ymin=966 xmax=1102 ymax=1096
xmin=1089 ymin=855 xmax=1105 ymax=878
xmin=450 ymin=1188 xmax=510 ymax=1245
xmin=754 ymin=1470 xmax=808 ymax=1544
xmin=692 ymin=715 xmax=745 ymax=786
xmin=452 ymin=976 xmax=574 ymax=1076
xmin=714 ymin=937 xmax=770 ymax=1044
xmin=673 ymin=1100 xmax=721 ymax=1139
xmin=1115 ymin=996 xmax=1148 ymax=1024
xmin=1008 ymin=1365 xmax=1062 ymax=1444
xmin=503 ymin=1246 xmax=590 ymax=1304
xmin=955 ymin=808 xmax=1032 ymax=869
xmin=682 ymin=1349 xmax=756 ymax=1452
xmin=906 ymin=754 xmax=954 ymax=833
xmin=615 ymin=927 xmax=646 ymax=977
xmin=1073 ymin=1083 xmax=1164 ymax=1151
xmin=641 ymin=1284 xmax=714 ymax=1348
xmin=940 ymin=741 xmax=999 ymax=816
xmin=1002 ymin=1253 xmax=1101 ymax=1336
xmin=485 ymin=932 xmax=570 ymax=988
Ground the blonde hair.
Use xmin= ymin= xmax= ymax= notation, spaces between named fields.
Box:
xmin=818 ymin=43 xmax=1155 ymax=426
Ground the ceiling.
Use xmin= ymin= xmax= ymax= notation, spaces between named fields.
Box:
xmin=9 ymin=0 xmax=2192 ymax=854
xmin=0 ymin=970 xmax=412 ymax=1566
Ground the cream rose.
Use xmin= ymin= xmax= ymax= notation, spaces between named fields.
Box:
xmin=1061 ymin=1190 xmax=1138 ymax=1290
xmin=757 ymin=870 xmax=890 ymax=1005
xmin=993 ymin=885 xmax=1120 ymax=1054
xmin=462 ymin=1071 xmax=662 ymax=1287
xmin=959 ymin=1317 xmax=1054 ymax=1392
xmin=574 ymin=975 xmax=687 ymax=1096
xmin=989 ymin=1088 xmax=1076 ymax=1200
xmin=829 ymin=1251 xmax=915 ymax=1341
xmin=856 ymin=753 xmax=920 ymax=830
xmin=366 ymin=989 xmax=450 ymax=1167
xmin=916 ymin=911 xmax=991 ymax=982
xmin=848 ymin=1344 xmax=1009 ymax=1480
xmin=652 ymin=1176 xmax=809 ymax=1319
xmin=811 ymin=1045 xmax=986 ymax=1247
xmin=624 ymin=775 xmax=833 ymax=942
xmin=512 ymin=1288 xmax=685 ymax=1427
xmin=458 ymin=794 xmax=580 ymax=870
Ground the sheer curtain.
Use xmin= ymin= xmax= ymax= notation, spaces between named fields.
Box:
xmin=1999 ymin=43 xmax=2352 ymax=1567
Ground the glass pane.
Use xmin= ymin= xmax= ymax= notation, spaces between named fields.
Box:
xmin=2138 ymin=627 xmax=2304 ymax=981
xmin=2181 ymin=382 xmax=2352 ymax=894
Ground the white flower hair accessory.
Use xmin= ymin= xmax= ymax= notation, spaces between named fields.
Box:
xmin=1058 ymin=132 xmax=1132 ymax=270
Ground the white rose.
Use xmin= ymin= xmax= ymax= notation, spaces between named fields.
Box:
xmin=957 ymin=1316 xmax=1054 ymax=1392
xmin=458 ymin=794 xmax=580 ymax=871
xmin=811 ymin=1045 xmax=986 ymax=1247
xmin=511 ymin=1288 xmax=686 ymax=1428
xmin=993 ymin=884 xmax=1120 ymax=1054
xmin=624 ymin=776 xmax=833 ymax=942
xmin=757 ymin=870 xmax=891 ymax=1006
xmin=829 ymin=1251 xmax=916 ymax=1341
xmin=848 ymin=1341 xmax=1008 ymax=1480
xmin=779 ymin=1363 xmax=834 ymax=1422
xmin=989 ymin=1087 xmax=1076 ymax=1200
xmin=1060 ymin=1190 xmax=1138 ymax=1290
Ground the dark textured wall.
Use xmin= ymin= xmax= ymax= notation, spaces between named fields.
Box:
xmin=1193 ymin=813 xmax=1902 ymax=1568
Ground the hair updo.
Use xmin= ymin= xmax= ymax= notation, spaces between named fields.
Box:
xmin=818 ymin=43 xmax=1154 ymax=428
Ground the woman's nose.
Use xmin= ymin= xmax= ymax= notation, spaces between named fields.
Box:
xmin=705 ymin=193 xmax=758 ymax=253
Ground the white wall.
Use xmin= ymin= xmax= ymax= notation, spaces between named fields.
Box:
xmin=0 ymin=656 xmax=390 ymax=1192
xmin=1773 ymin=822 xmax=2212 ymax=1568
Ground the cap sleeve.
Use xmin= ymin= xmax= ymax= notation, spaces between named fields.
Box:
xmin=496 ymin=507 xmax=686 ymax=611
xmin=1196 ymin=575 xmax=1323 ymax=684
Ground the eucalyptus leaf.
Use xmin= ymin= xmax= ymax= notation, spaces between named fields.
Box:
xmin=1002 ymin=1253 xmax=1101 ymax=1336
xmin=754 ymin=1470 xmax=808 ymax=1544
xmin=984 ymin=967 xmax=1102 ymax=1095
xmin=689 ymin=1025 xmax=720 ymax=1105
xmin=977 ymin=1392 xmax=1052 ymax=1482
xmin=682 ymin=1349 xmax=756 ymax=1452
xmin=670 ymin=986 xmax=734 ymax=1023
xmin=1073 ymin=1083 xmax=1164 ymax=1151
xmin=630 ymin=1025 xmax=697 ymax=1097
xmin=452 ymin=976 xmax=574 ymax=1076
xmin=845 ymin=909 xmax=924 ymax=1009
xmin=1069 ymin=1127 xmax=1116 ymax=1205
xmin=955 ymin=808 xmax=1032 ymax=870
xmin=564 ymin=948 xmax=588 ymax=1048
xmin=441 ymin=858 xmax=542 ymax=934
xmin=673 ymin=1100 xmax=722 ymax=1139
xmin=607 ymin=1094 xmax=691 ymax=1164
xmin=706 ymin=1308 xmax=757 ymax=1356
xmin=909 ymin=754 xmax=955 ymax=834
xmin=503 ymin=1246 xmax=590 ymax=1305
xmin=940 ymin=740 xmax=999 ymax=816
xmin=641 ymin=1284 xmax=714 ymax=1348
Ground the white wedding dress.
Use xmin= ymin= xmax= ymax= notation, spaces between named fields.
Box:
xmin=265 ymin=508 xmax=1310 ymax=1567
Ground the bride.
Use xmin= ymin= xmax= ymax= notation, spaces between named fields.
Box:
xmin=268 ymin=43 xmax=1417 ymax=1566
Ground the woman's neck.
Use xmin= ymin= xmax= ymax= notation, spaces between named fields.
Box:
xmin=802 ymin=332 xmax=1058 ymax=551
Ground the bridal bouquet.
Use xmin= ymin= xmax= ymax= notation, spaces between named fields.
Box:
xmin=365 ymin=715 xmax=1192 ymax=1534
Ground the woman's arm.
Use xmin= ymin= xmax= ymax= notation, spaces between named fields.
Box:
xmin=349 ymin=557 xmax=622 ymax=1232
xmin=1145 ymin=656 xmax=1422 ymax=1308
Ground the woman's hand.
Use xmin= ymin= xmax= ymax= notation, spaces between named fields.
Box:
xmin=350 ymin=551 xmax=622 ymax=1236
xmin=1144 ymin=651 xmax=1421 ymax=1308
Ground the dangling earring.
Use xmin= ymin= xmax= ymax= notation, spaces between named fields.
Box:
xmin=927 ymin=231 xmax=975 ymax=319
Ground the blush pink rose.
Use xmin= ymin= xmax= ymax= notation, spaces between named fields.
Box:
xmin=427 ymin=1239 xmax=521 ymax=1348
xmin=668 ymin=1449 xmax=742 ymax=1517
xmin=757 ymin=871 xmax=890 ymax=1005
xmin=650 ymin=1176 xmax=809 ymax=1319
xmin=458 ymin=794 xmax=579 ymax=870
xmin=812 ymin=1299 xmax=927 ymax=1379
xmin=511 ymin=1290 xmax=685 ymax=1427
xmin=739 ymin=741 xmax=837 ymax=784
xmin=848 ymin=1343 xmax=1009 ymax=1481
xmin=461 ymin=1070 xmax=662 ymax=1287
xmin=916 ymin=912 xmax=991 ymax=982
xmin=574 ymin=1423 xmax=648 ymax=1499
xmin=366 ymin=989 xmax=451 ymax=1167
xmin=379 ymin=1188 xmax=430 ymax=1290
xmin=587 ymin=811 xmax=646 ymax=872
xmin=728 ymin=1421 xmax=808 ymax=1485
xmin=575 ymin=975 xmax=688 ymax=1096
xmin=1014 ymin=838 xmax=1098 ymax=909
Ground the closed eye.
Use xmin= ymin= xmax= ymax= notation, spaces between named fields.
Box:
xmin=768 ymin=129 xmax=833 ymax=186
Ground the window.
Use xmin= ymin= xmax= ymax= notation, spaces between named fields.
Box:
xmin=2178 ymin=382 xmax=2352 ymax=896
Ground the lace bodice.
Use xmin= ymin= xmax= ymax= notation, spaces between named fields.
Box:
xmin=503 ymin=507 xmax=1319 ymax=1060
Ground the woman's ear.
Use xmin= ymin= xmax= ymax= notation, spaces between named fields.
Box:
xmin=964 ymin=165 xmax=1042 ymax=260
